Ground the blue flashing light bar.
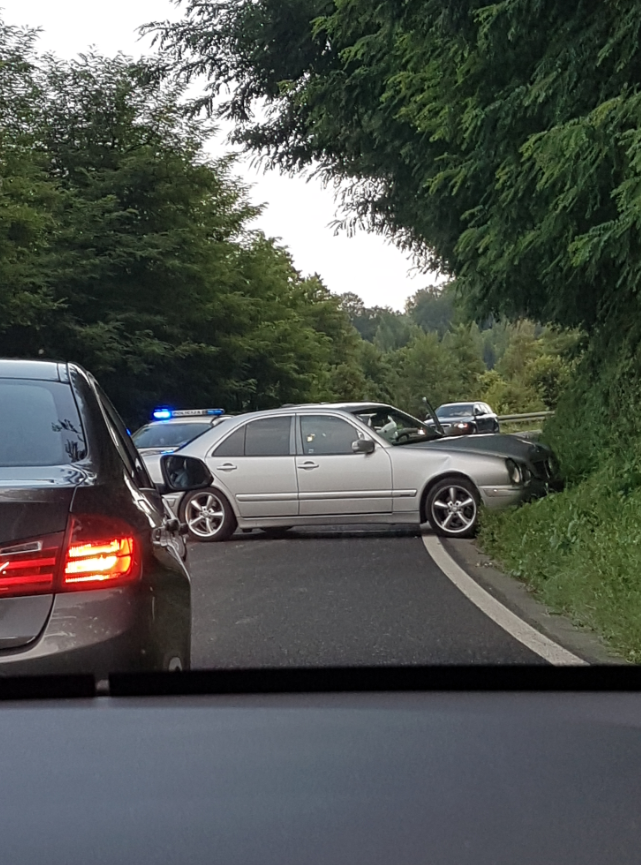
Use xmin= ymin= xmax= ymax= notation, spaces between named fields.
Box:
xmin=152 ymin=408 xmax=225 ymax=420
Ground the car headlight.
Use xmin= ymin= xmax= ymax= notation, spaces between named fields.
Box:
xmin=505 ymin=458 xmax=523 ymax=485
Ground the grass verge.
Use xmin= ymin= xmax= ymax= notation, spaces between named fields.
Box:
xmin=477 ymin=474 xmax=641 ymax=663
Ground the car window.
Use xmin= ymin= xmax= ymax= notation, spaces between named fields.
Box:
xmin=133 ymin=422 xmax=212 ymax=449
xmin=213 ymin=425 xmax=246 ymax=457
xmin=0 ymin=380 xmax=87 ymax=467
xmin=354 ymin=408 xmax=436 ymax=445
xmin=244 ymin=417 xmax=292 ymax=456
xmin=300 ymin=415 xmax=361 ymax=455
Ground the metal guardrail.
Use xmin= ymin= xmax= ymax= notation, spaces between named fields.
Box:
xmin=497 ymin=411 xmax=555 ymax=424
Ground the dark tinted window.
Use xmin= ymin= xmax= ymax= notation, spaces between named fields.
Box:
xmin=0 ymin=380 xmax=86 ymax=466
xmin=300 ymin=415 xmax=359 ymax=455
xmin=133 ymin=422 xmax=212 ymax=449
xmin=436 ymin=404 xmax=474 ymax=417
xmin=213 ymin=425 xmax=246 ymax=457
xmin=245 ymin=417 xmax=291 ymax=456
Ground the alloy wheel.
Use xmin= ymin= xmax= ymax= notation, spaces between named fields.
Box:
xmin=184 ymin=491 xmax=226 ymax=539
xmin=430 ymin=484 xmax=477 ymax=535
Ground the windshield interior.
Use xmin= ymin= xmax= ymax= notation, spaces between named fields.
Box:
xmin=0 ymin=0 xmax=630 ymax=690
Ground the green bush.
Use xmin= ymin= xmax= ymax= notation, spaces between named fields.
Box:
xmin=479 ymin=476 xmax=641 ymax=662
xmin=480 ymin=310 xmax=641 ymax=661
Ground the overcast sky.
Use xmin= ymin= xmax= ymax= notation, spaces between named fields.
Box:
xmin=0 ymin=0 xmax=443 ymax=310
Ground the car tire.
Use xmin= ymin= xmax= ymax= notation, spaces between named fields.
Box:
xmin=426 ymin=477 xmax=480 ymax=539
xmin=179 ymin=487 xmax=237 ymax=542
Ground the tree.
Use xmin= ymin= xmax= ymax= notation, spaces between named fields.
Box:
xmin=339 ymin=292 xmax=381 ymax=342
xmin=0 ymin=42 xmax=351 ymax=424
xmin=392 ymin=331 xmax=459 ymax=417
xmin=441 ymin=323 xmax=486 ymax=399
xmin=405 ymin=285 xmax=454 ymax=337
xmin=151 ymin=0 xmax=641 ymax=331
xmin=0 ymin=23 xmax=63 ymax=337
xmin=373 ymin=308 xmax=412 ymax=353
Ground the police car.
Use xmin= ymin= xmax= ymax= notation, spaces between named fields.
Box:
xmin=132 ymin=408 xmax=230 ymax=486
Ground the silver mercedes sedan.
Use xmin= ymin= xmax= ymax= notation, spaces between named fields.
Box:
xmin=159 ymin=402 xmax=559 ymax=542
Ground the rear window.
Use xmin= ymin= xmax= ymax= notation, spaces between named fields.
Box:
xmin=0 ymin=380 xmax=87 ymax=466
xmin=132 ymin=422 xmax=212 ymax=449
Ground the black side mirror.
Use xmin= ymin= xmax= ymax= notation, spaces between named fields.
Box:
xmin=352 ymin=438 xmax=376 ymax=455
xmin=161 ymin=455 xmax=213 ymax=491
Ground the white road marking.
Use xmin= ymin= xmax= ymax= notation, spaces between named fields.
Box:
xmin=422 ymin=532 xmax=588 ymax=666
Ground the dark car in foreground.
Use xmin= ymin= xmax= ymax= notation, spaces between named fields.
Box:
xmin=0 ymin=359 xmax=191 ymax=677
xmin=431 ymin=402 xmax=501 ymax=435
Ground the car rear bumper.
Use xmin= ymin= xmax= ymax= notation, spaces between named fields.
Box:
xmin=0 ymin=587 xmax=172 ymax=678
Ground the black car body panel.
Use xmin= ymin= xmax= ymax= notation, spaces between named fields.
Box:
xmin=0 ymin=359 xmax=191 ymax=675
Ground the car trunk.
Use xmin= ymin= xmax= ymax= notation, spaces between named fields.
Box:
xmin=0 ymin=469 xmax=77 ymax=650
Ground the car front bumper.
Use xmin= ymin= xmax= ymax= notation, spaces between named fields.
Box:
xmin=479 ymin=485 xmax=527 ymax=509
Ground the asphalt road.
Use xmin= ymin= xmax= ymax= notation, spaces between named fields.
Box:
xmin=188 ymin=525 xmax=544 ymax=668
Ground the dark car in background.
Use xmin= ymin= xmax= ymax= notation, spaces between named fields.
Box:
xmin=432 ymin=402 xmax=501 ymax=436
xmin=0 ymin=359 xmax=191 ymax=677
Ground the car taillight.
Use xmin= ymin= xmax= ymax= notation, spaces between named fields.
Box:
xmin=62 ymin=515 xmax=140 ymax=591
xmin=0 ymin=533 xmax=64 ymax=598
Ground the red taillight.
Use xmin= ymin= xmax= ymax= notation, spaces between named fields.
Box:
xmin=62 ymin=515 xmax=140 ymax=591
xmin=0 ymin=534 xmax=64 ymax=598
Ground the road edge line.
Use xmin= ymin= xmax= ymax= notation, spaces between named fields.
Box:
xmin=421 ymin=532 xmax=588 ymax=666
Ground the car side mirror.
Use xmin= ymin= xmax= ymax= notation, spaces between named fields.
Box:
xmin=161 ymin=455 xmax=213 ymax=491
xmin=352 ymin=438 xmax=375 ymax=455
xmin=474 ymin=408 xmax=482 ymax=416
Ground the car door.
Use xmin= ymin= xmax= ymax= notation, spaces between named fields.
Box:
xmin=474 ymin=403 xmax=492 ymax=433
xmin=206 ymin=415 xmax=298 ymax=517
xmin=296 ymin=413 xmax=392 ymax=515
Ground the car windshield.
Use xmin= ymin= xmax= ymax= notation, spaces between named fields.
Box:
xmin=353 ymin=408 xmax=442 ymax=444
xmin=437 ymin=404 xmax=475 ymax=418
xmin=0 ymin=0 xmax=631 ymax=694
xmin=0 ymin=380 xmax=87 ymax=466
xmin=132 ymin=422 xmax=212 ymax=449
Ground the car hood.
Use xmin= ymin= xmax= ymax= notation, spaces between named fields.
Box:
xmin=406 ymin=433 xmax=551 ymax=463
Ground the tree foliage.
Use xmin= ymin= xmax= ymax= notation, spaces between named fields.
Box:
xmin=0 ymin=24 xmax=370 ymax=424
xmin=151 ymin=0 xmax=641 ymax=331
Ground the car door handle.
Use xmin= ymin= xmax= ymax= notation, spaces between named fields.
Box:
xmin=216 ymin=463 xmax=237 ymax=471
xmin=298 ymin=461 xmax=319 ymax=470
